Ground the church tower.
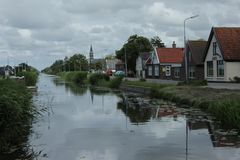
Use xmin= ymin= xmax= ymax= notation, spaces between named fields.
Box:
xmin=89 ymin=45 xmax=94 ymax=66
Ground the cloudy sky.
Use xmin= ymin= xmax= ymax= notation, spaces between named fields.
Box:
xmin=0 ymin=0 xmax=239 ymax=70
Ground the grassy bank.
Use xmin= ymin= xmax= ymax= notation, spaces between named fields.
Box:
xmin=0 ymin=79 xmax=34 ymax=153
xmin=58 ymin=71 xmax=88 ymax=84
xmin=122 ymin=81 xmax=240 ymax=130
xmin=17 ymin=71 xmax=38 ymax=86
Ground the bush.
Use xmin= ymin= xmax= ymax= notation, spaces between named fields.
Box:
xmin=178 ymin=80 xmax=208 ymax=86
xmin=139 ymin=78 xmax=146 ymax=82
xmin=17 ymin=71 xmax=38 ymax=86
xmin=63 ymin=71 xmax=88 ymax=84
xmin=0 ymin=79 xmax=33 ymax=152
xmin=109 ymin=77 xmax=123 ymax=89
xmin=208 ymin=99 xmax=240 ymax=130
xmin=234 ymin=76 xmax=240 ymax=83
xmin=88 ymin=73 xmax=110 ymax=85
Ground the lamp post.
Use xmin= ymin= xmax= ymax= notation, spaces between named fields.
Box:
xmin=184 ymin=15 xmax=199 ymax=83
xmin=124 ymin=45 xmax=128 ymax=78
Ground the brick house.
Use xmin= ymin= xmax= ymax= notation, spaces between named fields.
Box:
xmin=203 ymin=27 xmax=240 ymax=82
xmin=186 ymin=40 xmax=207 ymax=80
xmin=146 ymin=42 xmax=185 ymax=80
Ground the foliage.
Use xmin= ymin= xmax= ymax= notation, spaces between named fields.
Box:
xmin=62 ymin=71 xmax=88 ymax=84
xmin=88 ymin=73 xmax=110 ymax=85
xmin=109 ymin=77 xmax=123 ymax=89
xmin=150 ymin=36 xmax=165 ymax=48
xmin=0 ymin=79 xmax=33 ymax=152
xmin=42 ymin=54 xmax=89 ymax=75
xmin=17 ymin=71 xmax=38 ymax=86
xmin=177 ymin=80 xmax=208 ymax=86
xmin=233 ymin=76 xmax=240 ymax=83
xmin=116 ymin=35 xmax=153 ymax=74
xmin=208 ymin=99 xmax=240 ymax=130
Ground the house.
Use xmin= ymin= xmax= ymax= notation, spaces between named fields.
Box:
xmin=146 ymin=42 xmax=185 ymax=80
xmin=0 ymin=65 xmax=14 ymax=77
xmin=186 ymin=40 xmax=207 ymax=80
xmin=203 ymin=27 xmax=240 ymax=82
xmin=115 ymin=59 xmax=125 ymax=71
xmin=135 ymin=52 xmax=151 ymax=78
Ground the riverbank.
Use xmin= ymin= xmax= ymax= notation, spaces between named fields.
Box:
xmin=0 ymin=79 xmax=34 ymax=155
xmin=54 ymin=72 xmax=240 ymax=131
xmin=121 ymin=80 xmax=240 ymax=131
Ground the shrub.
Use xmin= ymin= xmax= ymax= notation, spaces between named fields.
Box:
xmin=17 ymin=71 xmax=38 ymax=86
xmin=0 ymin=79 xmax=33 ymax=152
xmin=88 ymin=73 xmax=110 ymax=85
xmin=177 ymin=80 xmax=208 ymax=86
xmin=234 ymin=76 xmax=240 ymax=83
xmin=208 ymin=99 xmax=240 ymax=130
xmin=109 ymin=77 xmax=123 ymax=89
xmin=72 ymin=72 xmax=88 ymax=84
xmin=139 ymin=78 xmax=146 ymax=82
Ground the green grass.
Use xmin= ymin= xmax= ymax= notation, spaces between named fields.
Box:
xmin=122 ymin=80 xmax=173 ymax=89
xmin=0 ymin=79 xmax=33 ymax=152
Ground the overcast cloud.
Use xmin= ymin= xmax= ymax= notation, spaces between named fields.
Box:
xmin=0 ymin=0 xmax=239 ymax=69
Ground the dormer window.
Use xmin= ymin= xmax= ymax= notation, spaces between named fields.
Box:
xmin=213 ymin=42 xmax=217 ymax=55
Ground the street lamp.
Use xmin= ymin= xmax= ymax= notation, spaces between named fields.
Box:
xmin=184 ymin=15 xmax=199 ymax=83
xmin=124 ymin=45 xmax=128 ymax=78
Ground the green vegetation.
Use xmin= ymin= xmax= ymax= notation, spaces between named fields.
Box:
xmin=17 ymin=71 xmax=38 ymax=86
xmin=177 ymin=80 xmax=208 ymax=86
xmin=0 ymin=79 xmax=33 ymax=152
xmin=108 ymin=77 xmax=123 ymax=89
xmin=59 ymin=71 xmax=88 ymax=84
xmin=120 ymin=80 xmax=240 ymax=130
xmin=88 ymin=73 xmax=110 ymax=85
xmin=42 ymin=53 xmax=89 ymax=75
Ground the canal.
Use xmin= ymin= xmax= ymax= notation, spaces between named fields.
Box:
xmin=29 ymin=74 xmax=240 ymax=160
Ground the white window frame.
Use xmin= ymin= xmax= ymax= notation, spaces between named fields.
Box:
xmin=217 ymin=60 xmax=224 ymax=77
xmin=148 ymin=66 xmax=152 ymax=76
xmin=154 ymin=65 xmax=159 ymax=76
xmin=165 ymin=66 xmax=171 ymax=76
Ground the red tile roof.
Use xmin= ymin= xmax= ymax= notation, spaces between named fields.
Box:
xmin=212 ymin=27 xmax=240 ymax=61
xmin=157 ymin=48 xmax=184 ymax=63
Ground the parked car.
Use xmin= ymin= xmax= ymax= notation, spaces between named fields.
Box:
xmin=114 ymin=71 xmax=125 ymax=77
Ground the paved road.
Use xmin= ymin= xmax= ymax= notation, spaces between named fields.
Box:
xmin=207 ymin=82 xmax=240 ymax=90
xmin=126 ymin=77 xmax=240 ymax=90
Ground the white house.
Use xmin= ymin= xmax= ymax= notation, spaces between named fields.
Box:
xmin=204 ymin=27 xmax=240 ymax=82
xmin=135 ymin=52 xmax=151 ymax=78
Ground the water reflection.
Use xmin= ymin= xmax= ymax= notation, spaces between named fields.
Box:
xmin=27 ymin=74 xmax=240 ymax=160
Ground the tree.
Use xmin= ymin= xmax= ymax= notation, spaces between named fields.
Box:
xmin=116 ymin=35 xmax=153 ymax=74
xmin=150 ymin=36 xmax=165 ymax=48
xmin=69 ymin=54 xmax=89 ymax=71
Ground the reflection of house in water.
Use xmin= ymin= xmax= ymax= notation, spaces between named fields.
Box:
xmin=187 ymin=112 xmax=240 ymax=148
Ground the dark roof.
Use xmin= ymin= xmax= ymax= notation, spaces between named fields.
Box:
xmin=157 ymin=48 xmax=184 ymax=63
xmin=204 ymin=27 xmax=240 ymax=61
xmin=188 ymin=40 xmax=207 ymax=65
xmin=139 ymin=52 xmax=151 ymax=61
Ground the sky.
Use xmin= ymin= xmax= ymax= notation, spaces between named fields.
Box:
xmin=0 ymin=0 xmax=239 ymax=70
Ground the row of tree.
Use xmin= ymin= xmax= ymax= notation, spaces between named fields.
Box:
xmin=43 ymin=35 xmax=165 ymax=75
xmin=42 ymin=54 xmax=89 ymax=74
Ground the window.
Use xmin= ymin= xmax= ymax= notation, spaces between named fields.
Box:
xmin=207 ymin=61 xmax=213 ymax=77
xmin=213 ymin=42 xmax=217 ymax=55
xmin=154 ymin=65 xmax=159 ymax=76
xmin=217 ymin=60 xmax=224 ymax=77
xmin=188 ymin=51 xmax=192 ymax=62
xmin=189 ymin=66 xmax=195 ymax=79
xmin=165 ymin=66 xmax=171 ymax=76
xmin=174 ymin=68 xmax=180 ymax=78
xmin=148 ymin=66 xmax=152 ymax=76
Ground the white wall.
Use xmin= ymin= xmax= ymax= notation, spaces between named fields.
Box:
xmin=204 ymin=35 xmax=225 ymax=81
xmin=226 ymin=62 xmax=240 ymax=81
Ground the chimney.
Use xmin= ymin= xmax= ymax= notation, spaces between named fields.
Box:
xmin=172 ymin=41 xmax=176 ymax=48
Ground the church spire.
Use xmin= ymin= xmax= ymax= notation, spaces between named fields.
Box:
xmin=89 ymin=45 xmax=94 ymax=68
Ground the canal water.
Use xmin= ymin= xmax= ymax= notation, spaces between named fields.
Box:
xmin=30 ymin=74 xmax=240 ymax=160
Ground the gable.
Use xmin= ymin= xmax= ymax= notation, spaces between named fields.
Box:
xmin=204 ymin=27 xmax=240 ymax=62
